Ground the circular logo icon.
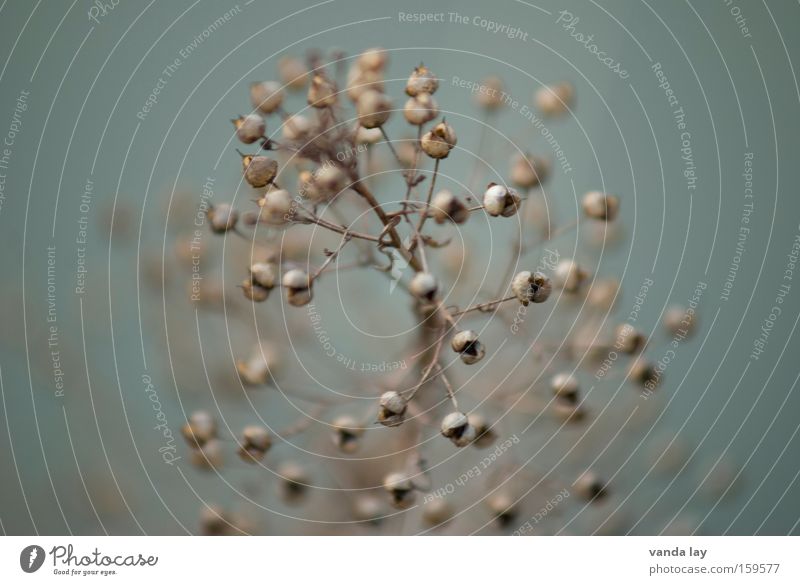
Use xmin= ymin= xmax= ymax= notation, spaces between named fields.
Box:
xmin=20 ymin=545 xmax=45 ymax=573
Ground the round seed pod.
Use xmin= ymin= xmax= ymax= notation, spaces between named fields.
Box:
xmin=535 ymin=82 xmax=574 ymax=117
xmin=257 ymin=187 xmax=293 ymax=224
xmin=355 ymin=125 xmax=383 ymax=145
xmin=281 ymin=268 xmax=312 ymax=307
xmin=440 ymin=412 xmax=476 ymax=447
xmin=587 ymin=278 xmax=620 ymax=311
xmin=403 ymin=93 xmax=439 ymax=126
xmin=511 ymin=270 xmax=552 ymax=305
xmin=346 ymin=65 xmax=384 ymax=102
xmin=352 ymin=495 xmax=385 ymax=525
xmin=468 ymin=413 xmax=497 ymax=449
xmin=510 ymin=153 xmax=550 ymax=189
xmin=614 ymin=323 xmax=646 ymax=354
xmin=554 ymin=259 xmax=589 ymax=293
xmin=483 ymin=183 xmax=521 ymax=217
xmin=409 ymin=272 xmax=438 ymax=301
xmin=282 ymin=114 xmax=313 ymax=141
xmin=241 ymin=279 xmax=269 ymax=302
xmin=331 ymin=415 xmax=363 ymax=454
xmin=486 ymin=491 xmax=518 ymax=527
xmin=628 ymin=358 xmax=659 ymax=388
xmin=182 ymin=410 xmax=217 ymax=448
xmin=277 ymin=462 xmax=310 ymax=505
xmin=242 ymin=155 xmax=278 ymax=188
xmin=663 ymin=305 xmax=696 ymax=337
xmin=190 ymin=438 xmax=223 ymax=470
xmin=383 ymin=472 xmax=415 ymax=509
xmin=575 ymin=471 xmax=607 ymax=501
xmin=422 ymin=499 xmax=454 ymax=527
xmin=550 ymin=372 xmax=580 ymax=401
xmin=234 ymin=114 xmax=265 ymax=144
xmin=420 ymin=121 xmax=457 ymax=159
xmin=451 ymin=330 xmax=485 ymax=365
xmin=238 ymin=425 xmax=272 ymax=462
xmin=430 ymin=189 xmax=468 ymax=224
xmin=475 ymin=76 xmax=505 ymax=110
xmin=377 ymin=390 xmax=407 ymax=427
xmin=250 ymin=81 xmax=284 ymax=114
xmin=249 ymin=261 xmax=278 ymax=290
xmin=582 ymin=191 xmax=620 ymax=221
xmin=277 ymin=56 xmax=309 ymax=90
xmin=406 ymin=64 xmax=438 ymax=96
xmin=199 ymin=505 xmax=232 ymax=535
xmin=356 ymin=90 xmax=392 ymax=129
xmin=307 ymin=74 xmax=338 ymax=108
xmin=207 ymin=203 xmax=239 ymax=234
xmin=236 ymin=344 xmax=281 ymax=386
xmin=357 ymin=47 xmax=388 ymax=72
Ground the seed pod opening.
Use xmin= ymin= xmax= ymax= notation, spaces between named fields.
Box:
xmin=282 ymin=268 xmax=312 ymax=307
xmin=483 ymin=183 xmax=521 ymax=217
xmin=511 ymin=270 xmax=552 ymax=305
xmin=451 ymin=330 xmax=486 ymax=365
xmin=441 ymin=411 xmax=476 ymax=447
xmin=377 ymin=390 xmax=407 ymax=427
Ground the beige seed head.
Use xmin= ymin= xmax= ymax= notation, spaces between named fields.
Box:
xmin=356 ymin=90 xmax=392 ymax=129
xmin=406 ymin=64 xmax=439 ymax=96
xmin=250 ymin=81 xmax=284 ymax=114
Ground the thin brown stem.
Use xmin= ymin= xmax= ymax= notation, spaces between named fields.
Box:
xmin=451 ymin=295 xmax=517 ymax=317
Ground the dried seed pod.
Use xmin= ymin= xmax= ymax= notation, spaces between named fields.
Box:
xmin=486 ymin=491 xmax=518 ymax=527
xmin=277 ymin=55 xmax=309 ymax=90
xmin=278 ymin=462 xmax=310 ymax=505
xmin=199 ymin=505 xmax=232 ymax=536
xmin=331 ymin=416 xmax=363 ymax=454
xmin=250 ymin=81 xmax=284 ymax=114
xmin=614 ymin=323 xmax=646 ymax=354
xmin=430 ymin=189 xmax=468 ymax=224
xmin=575 ymin=471 xmax=607 ymax=501
xmin=663 ymin=305 xmax=696 ymax=337
xmin=483 ymin=183 xmax=521 ymax=217
xmin=475 ymin=76 xmax=505 ymax=110
xmin=241 ymin=279 xmax=269 ymax=302
xmin=420 ymin=120 xmax=457 ymax=159
xmin=511 ymin=270 xmax=552 ymax=305
xmin=249 ymin=261 xmax=278 ymax=290
xmin=510 ymin=153 xmax=550 ymax=189
xmin=403 ymin=92 xmax=439 ymax=126
xmin=554 ymin=259 xmax=589 ymax=293
xmin=233 ymin=114 xmax=265 ymax=144
xmin=242 ymin=155 xmax=278 ymax=188
xmin=282 ymin=114 xmax=313 ymax=141
xmin=422 ymin=499 xmax=454 ymax=527
xmin=451 ymin=330 xmax=485 ymax=365
xmin=383 ymin=471 xmax=415 ymax=509
xmin=377 ymin=390 xmax=407 ymax=427
xmin=406 ymin=64 xmax=438 ymax=96
xmin=206 ymin=203 xmax=239 ymax=234
xmin=582 ymin=191 xmax=620 ymax=221
xmin=257 ymin=187 xmax=293 ymax=224
xmin=282 ymin=268 xmax=312 ymax=307
xmin=236 ymin=344 xmax=280 ymax=386
xmin=238 ymin=425 xmax=272 ymax=462
xmin=535 ymin=82 xmax=574 ymax=117
xmin=190 ymin=438 xmax=223 ymax=470
xmin=550 ymin=372 xmax=580 ymax=401
xmin=307 ymin=74 xmax=338 ymax=108
xmin=468 ymin=413 xmax=497 ymax=449
xmin=409 ymin=272 xmax=438 ymax=301
xmin=357 ymin=47 xmax=388 ymax=72
xmin=352 ymin=495 xmax=385 ymax=525
xmin=346 ymin=65 xmax=384 ymax=101
xmin=628 ymin=358 xmax=659 ymax=388
xmin=182 ymin=410 xmax=217 ymax=448
xmin=356 ymin=90 xmax=392 ymax=129
xmin=587 ymin=278 xmax=619 ymax=311
xmin=441 ymin=412 xmax=476 ymax=447
xmin=355 ymin=125 xmax=383 ymax=144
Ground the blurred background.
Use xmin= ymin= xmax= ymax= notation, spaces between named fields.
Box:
xmin=0 ymin=0 xmax=799 ymax=535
